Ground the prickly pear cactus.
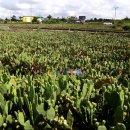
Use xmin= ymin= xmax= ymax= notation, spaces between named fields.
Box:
xmin=44 ymin=84 xmax=53 ymax=100
xmin=47 ymin=107 xmax=55 ymax=120
xmin=67 ymin=110 xmax=74 ymax=129
xmin=6 ymin=115 xmax=13 ymax=124
xmin=98 ymin=125 xmax=107 ymax=130
xmin=0 ymin=114 xmax=3 ymax=127
xmin=2 ymin=73 xmax=8 ymax=83
xmin=115 ymin=123 xmax=126 ymax=130
xmin=24 ymin=120 xmax=33 ymax=130
xmin=0 ymin=93 xmax=5 ymax=113
xmin=104 ymin=91 xmax=121 ymax=107
xmin=29 ymin=84 xmax=35 ymax=104
xmin=36 ymin=103 xmax=46 ymax=116
xmin=58 ymin=76 xmax=67 ymax=91
xmin=18 ymin=112 xmax=25 ymax=126
xmin=114 ymin=106 xmax=123 ymax=124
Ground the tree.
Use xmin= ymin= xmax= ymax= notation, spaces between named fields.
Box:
xmin=19 ymin=16 xmax=22 ymax=21
xmin=94 ymin=18 xmax=97 ymax=21
xmin=123 ymin=16 xmax=130 ymax=21
xmin=67 ymin=16 xmax=77 ymax=23
xmin=32 ymin=17 xmax=38 ymax=23
xmin=47 ymin=15 xmax=52 ymax=20
xmin=11 ymin=15 xmax=17 ymax=21
xmin=61 ymin=17 xmax=67 ymax=22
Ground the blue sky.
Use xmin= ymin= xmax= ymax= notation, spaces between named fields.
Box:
xmin=0 ymin=0 xmax=129 ymax=19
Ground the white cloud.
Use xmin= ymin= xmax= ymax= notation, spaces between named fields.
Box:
xmin=0 ymin=0 xmax=129 ymax=19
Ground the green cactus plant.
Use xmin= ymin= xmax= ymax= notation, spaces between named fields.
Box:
xmin=104 ymin=91 xmax=121 ymax=107
xmin=24 ymin=94 xmax=30 ymax=111
xmin=0 ymin=114 xmax=4 ymax=127
xmin=114 ymin=106 xmax=123 ymax=124
xmin=44 ymin=83 xmax=53 ymax=100
xmin=18 ymin=97 xmax=24 ymax=108
xmin=17 ymin=88 xmax=21 ymax=97
xmin=0 ymin=93 xmax=5 ymax=114
xmin=67 ymin=110 xmax=74 ymax=129
xmin=17 ymin=111 xmax=33 ymax=130
xmin=47 ymin=107 xmax=55 ymax=120
xmin=6 ymin=115 xmax=13 ymax=124
xmin=24 ymin=120 xmax=33 ymax=130
xmin=98 ymin=125 xmax=107 ymax=130
xmin=119 ymin=90 xmax=124 ymax=108
xmin=2 ymin=73 xmax=9 ymax=84
xmin=0 ymin=84 xmax=8 ymax=95
xmin=29 ymin=83 xmax=35 ymax=104
xmin=6 ymin=101 xmax=13 ymax=114
xmin=36 ymin=103 xmax=46 ymax=116
xmin=114 ymin=123 xmax=126 ymax=130
xmin=24 ymin=94 xmax=34 ymax=124
xmin=58 ymin=76 xmax=68 ymax=91
xmin=81 ymin=83 xmax=88 ymax=98
xmin=18 ymin=112 xmax=25 ymax=126
xmin=86 ymin=80 xmax=94 ymax=100
xmin=4 ymin=101 xmax=9 ymax=117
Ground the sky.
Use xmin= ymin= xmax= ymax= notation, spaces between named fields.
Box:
xmin=0 ymin=0 xmax=129 ymax=19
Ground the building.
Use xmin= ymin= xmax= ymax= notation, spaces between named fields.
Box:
xmin=79 ymin=16 xmax=86 ymax=20
xmin=22 ymin=16 xmax=35 ymax=23
xmin=37 ymin=17 xmax=47 ymax=23
xmin=79 ymin=16 xmax=86 ymax=23
xmin=42 ymin=18 xmax=49 ymax=21
xmin=103 ymin=22 xmax=112 ymax=25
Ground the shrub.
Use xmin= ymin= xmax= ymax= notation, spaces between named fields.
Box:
xmin=122 ymin=25 xmax=130 ymax=31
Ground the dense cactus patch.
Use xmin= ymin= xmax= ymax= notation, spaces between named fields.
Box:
xmin=0 ymin=31 xmax=129 ymax=130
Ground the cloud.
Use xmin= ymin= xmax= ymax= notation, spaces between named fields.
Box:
xmin=0 ymin=0 xmax=129 ymax=19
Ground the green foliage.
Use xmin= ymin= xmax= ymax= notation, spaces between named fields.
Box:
xmin=122 ymin=25 xmax=130 ymax=31
xmin=67 ymin=110 xmax=74 ymax=129
xmin=113 ymin=123 xmax=126 ymax=130
xmin=0 ymin=31 xmax=129 ymax=130
xmin=6 ymin=115 xmax=13 ymax=124
xmin=98 ymin=125 xmax=107 ymax=130
xmin=47 ymin=107 xmax=55 ymax=120
xmin=24 ymin=120 xmax=33 ymax=130
xmin=0 ymin=114 xmax=4 ymax=127
xmin=42 ymin=18 xmax=67 ymax=24
xmin=18 ymin=112 xmax=25 ymax=126
xmin=32 ymin=17 xmax=38 ymax=23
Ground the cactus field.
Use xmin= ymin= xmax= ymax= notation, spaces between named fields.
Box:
xmin=0 ymin=30 xmax=129 ymax=130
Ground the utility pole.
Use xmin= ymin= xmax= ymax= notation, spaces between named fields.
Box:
xmin=114 ymin=7 xmax=118 ymax=20
xmin=113 ymin=7 xmax=118 ymax=24
xmin=9 ymin=10 xmax=12 ymax=23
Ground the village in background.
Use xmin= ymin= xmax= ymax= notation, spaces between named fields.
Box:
xmin=0 ymin=14 xmax=130 ymax=31
xmin=0 ymin=14 xmax=129 ymax=24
